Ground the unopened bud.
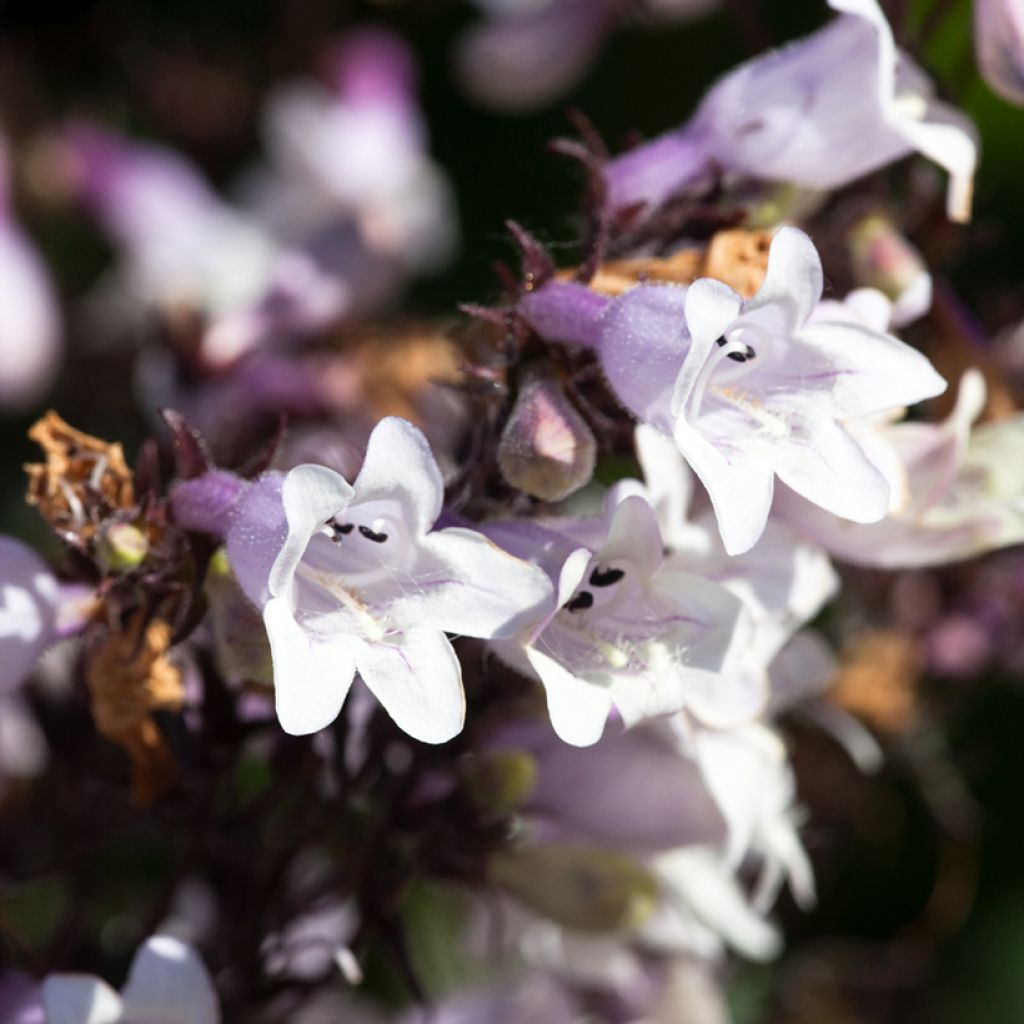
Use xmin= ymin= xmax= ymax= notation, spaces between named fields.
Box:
xmin=498 ymin=365 xmax=597 ymax=502
xmin=95 ymin=522 xmax=149 ymax=573
xmin=849 ymin=213 xmax=929 ymax=306
xmin=488 ymin=843 xmax=659 ymax=932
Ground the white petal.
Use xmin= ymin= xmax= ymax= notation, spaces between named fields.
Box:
xmin=683 ymin=666 xmax=768 ymax=729
xmin=120 ymin=935 xmax=220 ymax=1024
xmin=656 ymin=848 xmax=782 ymax=960
xmin=272 ymin=465 xmax=355 ymax=597
xmin=598 ymin=494 xmax=665 ymax=578
xmin=525 ymin=643 xmax=614 ymax=747
xmin=41 ymin=976 xmax=124 ymax=1024
xmin=389 ymin=527 xmax=554 ymax=639
xmin=264 ymin=598 xmax=356 ymax=735
xmin=794 ymin=319 xmax=947 ymax=419
xmin=672 ymin=418 xmax=776 ymax=555
xmin=355 ymin=628 xmax=465 ymax=743
xmin=671 ymin=277 xmax=742 ymax=419
xmin=634 ymin=423 xmax=695 ymax=548
xmin=772 ymin=417 xmax=891 ymax=524
xmin=741 ymin=227 xmax=822 ymax=330
xmin=353 ymin=417 xmax=444 ymax=535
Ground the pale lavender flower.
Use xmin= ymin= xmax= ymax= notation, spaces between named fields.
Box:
xmin=60 ymin=123 xmax=277 ymax=339
xmin=227 ymin=416 xmax=553 ymax=742
xmin=778 ymin=369 xmax=1024 ymax=567
xmin=597 ymin=227 xmax=947 ymax=554
xmin=0 ymin=536 xmax=60 ymax=693
xmin=487 ymin=489 xmax=756 ymax=747
xmin=455 ymin=0 xmax=718 ymax=112
xmin=0 ymin=142 xmax=61 ymax=411
xmin=246 ymin=29 xmax=456 ymax=274
xmin=605 ymin=0 xmax=978 ymax=223
xmin=41 ymin=935 xmax=220 ymax=1024
xmin=975 ymin=0 xmax=1024 ymax=105
xmin=455 ymin=0 xmax=618 ymax=112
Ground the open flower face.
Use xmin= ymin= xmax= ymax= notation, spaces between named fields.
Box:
xmin=598 ymin=227 xmax=947 ymax=555
xmin=490 ymin=492 xmax=758 ymax=747
xmin=631 ymin=424 xmax=839 ymax=669
xmin=228 ymin=416 xmax=553 ymax=743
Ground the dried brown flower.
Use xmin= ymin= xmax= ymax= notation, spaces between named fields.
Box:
xmin=25 ymin=411 xmax=135 ymax=545
xmin=86 ymin=612 xmax=185 ymax=804
xmin=566 ymin=228 xmax=772 ymax=300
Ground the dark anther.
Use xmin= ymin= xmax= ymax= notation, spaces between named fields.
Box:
xmin=715 ymin=336 xmax=727 ymax=347
xmin=726 ymin=351 xmax=748 ymax=363
xmin=744 ymin=345 xmax=756 ymax=359
xmin=327 ymin=521 xmax=354 ymax=541
xmin=590 ymin=566 xmax=625 ymax=587
xmin=565 ymin=591 xmax=594 ymax=612
xmin=358 ymin=525 xmax=389 ymax=543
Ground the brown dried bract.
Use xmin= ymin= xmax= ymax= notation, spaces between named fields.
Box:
xmin=563 ymin=229 xmax=772 ymax=300
xmin=86 ymin=613 xmax=185 ymax=804
xmin=829 ymin=628 xmax=923 ymax=735
xmin=25 ymin=411 xmax=135 ymax=543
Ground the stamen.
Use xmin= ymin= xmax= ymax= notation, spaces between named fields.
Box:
xmin=725 ymin=344 xmax=757 ymax=363
xmin=565 ymin=591 xmax=594 ymax=613
xmin=715 ymin=336 xmax=727 ymax=347
xmin=326 ymin=521 xmax=354 ymax=543
xmin=358 ymin=526 xmax=389 ymax=544
xmin=589 ymin=566 xmax=625 ymax=587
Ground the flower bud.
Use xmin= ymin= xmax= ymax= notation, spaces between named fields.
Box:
xmin=497 ymin=365 xmax=596 ymax=502
xmin=848 ymin=213 xmax=931 ymax=321
xmin=469 ymin=750 xmax=537 ymax=813
xmin=488 ymin=843 xmax=659 ymax=932
xmin=95 ymin=522 xmax=149 ymax=573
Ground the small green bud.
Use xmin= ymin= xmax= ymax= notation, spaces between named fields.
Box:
xmin=469 ymin=750 xmax=537 ymax=813
xmin=95 ymin=522 xmax=149 ymax=573
xmin=488 ymin=843 xmax=660 ymax=933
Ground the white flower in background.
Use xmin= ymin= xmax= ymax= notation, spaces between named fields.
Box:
xmin=597 ymin=227 xmax=948 ymax=555
xmin=249 ymin=29 xmax=456 ymax=273
xmin=41 ymin=935 xmax=220 ymax=1024
xmin=60 ymin=123 xmax=277 ymax=324
xmin=227 ymin=416 xmax=553 ymax=742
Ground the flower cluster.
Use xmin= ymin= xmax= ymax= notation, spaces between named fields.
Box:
xmin=1 ymin=1 xmax=1023 ymax=1021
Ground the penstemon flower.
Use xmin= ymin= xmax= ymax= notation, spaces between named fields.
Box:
xmin=778 ymin=369 xmax=1024 ymax=567
xmin=41 ymin=935 xmax=220 ymax=1024
xmin=227 ymin=416 xmax=553 ymax=742
xmin=604 ymin=0 xmax=978 ymax=223
xmin=597 ymin=227 xmax=948 ymax=554
xmin=630 ymin=423 xmax=839 ymax=667
xmin=488 ymin=489 xmax=757 ymax=747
